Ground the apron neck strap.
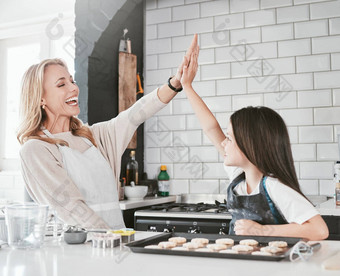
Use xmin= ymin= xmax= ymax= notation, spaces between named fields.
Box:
xmin=42 ymin=128 xmax=54 ymax=138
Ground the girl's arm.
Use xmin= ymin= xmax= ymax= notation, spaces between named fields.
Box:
xmin=181 ymin=50 xmax=226 ymax=156
xmin=234 ymin=215 xmax=329 ymax=241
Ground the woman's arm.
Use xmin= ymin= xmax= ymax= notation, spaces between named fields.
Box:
xmin=181 ymin=49 xmax=226 ymax=156
xmin=234 ymin=215 xmax=329 ymax=241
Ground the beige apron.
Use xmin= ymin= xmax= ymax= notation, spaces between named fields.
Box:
xmin=42 ymin=129 xmax=125 ymax=229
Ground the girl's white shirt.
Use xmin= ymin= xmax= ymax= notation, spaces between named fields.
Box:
xmin=224 ymin=165 xmax=319 ymax=225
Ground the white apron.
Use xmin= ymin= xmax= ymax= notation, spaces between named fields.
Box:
xmin=42 ymin=129 xmax=125 ymax=229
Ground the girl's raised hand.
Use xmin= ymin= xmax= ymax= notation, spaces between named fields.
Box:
xmin=181 ymin=46 xmax=199 ymax=89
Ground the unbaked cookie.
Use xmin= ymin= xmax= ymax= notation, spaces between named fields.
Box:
xmin=239 ymin=239 xmax=259 ymax=246
xmin=172 ymin=247 xmax=189 ymax=251
xmin=215 ymin=238 xmax=234 ymax=246
xmin=191 ymin=238 xmax=209 ymax=245
xmin=252 ymin=251 xmax=272 ymax=256
xmin=219 ymin=249 xmax=239 ymax=254
xmin=158 ymin=241 xmax=177 ymax=249
xmin=207 ymin=243 xmax=228 ymax=251
xmin=182 ymin=242 xmax=200 ymax=249
xmin=232 ymin=244 xmax=254 ymax=252
xmin=195 ymin=248 xmax=214 ymax=252
xmin=168 ymin=237 xmax=187 ymax=245
xmin=260 ymin=246 xmax=284 ymax=254
xmin=144 ymin=245 xmax=161 ymax=249
xmin=268 ymin=241 xmax=288 ymax=248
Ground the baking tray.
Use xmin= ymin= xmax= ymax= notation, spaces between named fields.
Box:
xmin=125 ymin=232 xmax=305 ymax=261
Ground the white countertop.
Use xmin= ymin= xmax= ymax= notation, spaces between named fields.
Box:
xmin=119 ymin=195 xmax=176 ymax=210
xmin=316 ymin=199 xmax=340 ymax=216
xmin=1 ymin=232 xmax=340 ymax=276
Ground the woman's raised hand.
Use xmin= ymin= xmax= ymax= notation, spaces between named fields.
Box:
xmin=181 ymin=42 xmax=199 ymax=89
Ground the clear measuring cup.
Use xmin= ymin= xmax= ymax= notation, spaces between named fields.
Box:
xmin=5 ymin=203 xmax=49 ymax=249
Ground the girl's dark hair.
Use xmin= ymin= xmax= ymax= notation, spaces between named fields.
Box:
xmin=230 ymin=106 xmax=306 ymax=198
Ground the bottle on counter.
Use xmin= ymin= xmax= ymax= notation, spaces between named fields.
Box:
xmin=335 ymin=161 xmax=340 ymax=206
xmin=118 ymin=178 xmax=125 ymax=201
xmin=126 ymin=150 xmax=138 ymax=186
xmin=158 ymin=165 xmax=170 ymax=197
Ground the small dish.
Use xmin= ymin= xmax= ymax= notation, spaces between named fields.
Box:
xmin=64 ymin=227 xmax=87 ymax=244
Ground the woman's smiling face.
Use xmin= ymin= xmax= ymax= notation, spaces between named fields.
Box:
xmin=42 ymin=64 xmax=79 ymax=119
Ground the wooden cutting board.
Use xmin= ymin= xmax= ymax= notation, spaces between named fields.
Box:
xmin=118 ymin=52 xmax=137 ymax=149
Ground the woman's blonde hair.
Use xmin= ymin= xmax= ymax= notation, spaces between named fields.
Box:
xmin=17 ymin=58 xmax=97 ymax=147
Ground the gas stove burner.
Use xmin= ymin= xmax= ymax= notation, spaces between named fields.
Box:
xmin=150 ymin=201 xmax=229 ymax=213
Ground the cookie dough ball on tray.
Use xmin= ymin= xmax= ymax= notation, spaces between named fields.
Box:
xmin=172 ymin=247 xmax=189 ymax=251
xmin=207 ymin=243 xmax=228 ymax=252
xmin=268 ymin=241 xmax=288 ymax=248
xmin=260 ymin=246 xmax=284 ymax=254
xmin=168 ymin=237 xmax=187 ymax=245
xmin=144 ymin=245 xmax=161 ymax=249
xmin=183 ymin=242 xmax=201 ymax=250
xmin=252 ymin=251 xmax=272 ymax=256
xmin=158 ymin=241 xmax=177 ymax=249
xmin=191 ymin=238 xmax=209 ymax=245
xmin=239 ymin=239 xmax=259 ymax=246
xmin=232 ymin=244 xmax=254 ymax=252
xmin=215 ymin=238 xmax=234 ymax=246
xmin=220 ymin=249 xmax=239 ymax=254
xmin=195 ymin=248 xmax=214 ymax=252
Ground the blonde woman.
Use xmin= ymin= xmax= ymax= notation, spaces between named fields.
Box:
xmin=18 ymin=35 xmax=199 ymax=229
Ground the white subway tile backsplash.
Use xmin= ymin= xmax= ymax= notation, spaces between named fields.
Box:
xmin=146 ymin=38 xmax=172 ymax=55
xmin=216 ymin=45 xmax=246 ymax=63
xmin=264 ymin=91 xmax=297 ymax=109
xmin=158 ymin=52 xmax=184 ymax=69
xmin=312 ymin=36 xmax=340 ymax=54
xmin=200 ymin=63 xmax=230 ymax=80
xmin=296 ymin=54 xmax=330 ymax=73
xmin=146 ymin=25 xmax=157 ymax=40
xmin=145 ymin=130 xmax=173 ymax=147
xmin=214 ymin=14 xmax=244 ymax=30
xmin=299 ymin=180 xmax=319 ymax=196
xmin=0 ymin=174 xmax=15 ymax=188
xmin=292 ymin=144 xmax=316 ymax=161
xmin=246 ymin=42 xmax=278 ymax=60
xmin=190 ymin=146 xmax=219 ymax=162
xmin=277 ymin=5 xmax=309 ymax=24
xmin=173 ymin=98 xmax=194 ymax=114
xmin=261 ymin=0 xmax=292 ymax=9
xmin=298 ymin=89 xmax=331 ymax=108
xmin=294 ymin=0 xmax=329 ymax=4
xmin=216 ymin=78 xmax=247 ymax=95
xmin=294 ymin=19 xmax=328 ymax=39
xmin=278 ymin=39 xmax=311 ymax=57
xmin=331 ymin=53 xmax=340 ymax=70
xmin=158 ymin=0 xmax=185 ymax=8
xmin=230 ymin=28 xmax=261 ymax=45
xmin=186 ymin=17 xmax=214 ymax=35
xmin=174 ymin=162 xmax=202 ymax=179
xmin=145 ymin=69 xmax=172 ymax=85
xmin=192 ymin=80 xmax=216 ymax=96
xmin=161 ymin=146 xmax=189 ymax=163
xmin=200 ymin=32 xmax=230 ymax=48
xmin=173 ymin=4 xmax=199 ymax=21
xmin=146 ymin=8 xmax=171 ymax=25
xmin=330 ymin=18 xmax=340 ymax=35
xmin=201 ymin=0 xmax=229 ymax=17
xmin=170 ymin=179 xmax=189 ymax=195
xmin=262 ymin=24 xmax=294 ymax=42
xmin=245 ymin=9 xmax=275 ymax=27
xmin=334 ymin=89 xmax=340 ymax=106
xmin=145 ymin=148 xmax=161 ymax=163
xmin=189 ymin=179 xmax=220 ymax=193
xmin=185 ymin=0 xmax=207 ymax=3
xmin=172 ymin=35 xmax=195 ymax=52
xmin=314 ymin=71 xmax=340 ymax=89
xmin=247 ymin=75 xmax=280 ymax=93
xmin=173 ymin=130 xmax=202 ymax=146
xmin=299 ymin=126 xmax=333 ymax=143
xmin=280 ymin=108 xmax=313 ymax=126
xmin=288 ymin=126 xmax=298 ymax=143
xmin=263 ymin=57 xmax=295 ymax=75
xmin=145 ymin=0 xmax=157 ymax=10
xmin=300 ymin=162 xmax=333 ymax=179
xmin=315 ymin=107 xmax=340 ymax=125
xmin=280 ymin=73 xmax=313 ymax=91
xmin=158 ymin=21 xmax=185 ymax=38
xmin=145 ymin=55 xmax=158 ymax=70
xmin=203 ymin=95 xmax=232 ymax=112
xmin=319 ymin=179 xmax=335 ymax=196
xmin=231 ymin=60 xmax=262 ymax=78
xmin=317 ymin=143 xmax=339 ymax=161
xmin=232 ymin=94 xmax=263 ymax=111
xmin=186 ymin=114 xmax=203 ymax=129
xmin=198 ymin=48 xmax=215 ymax=64
xmin=158 ymin=115 xmax=186 ymax=131
xmin=219 ymin=180 xmax=228 ymax=194
xmin=310 ymin=0 xmax=340 ymax=20
xmin=230 ymin=0 xmax=259 ymax=13
xmin=203 ymin=162 xmax=228 ymax=179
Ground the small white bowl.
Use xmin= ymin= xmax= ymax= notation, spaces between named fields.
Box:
xmin=125 ymin=186 xmax=148 ymax=200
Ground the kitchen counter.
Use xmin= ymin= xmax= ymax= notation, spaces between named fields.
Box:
xmin=1 ymin=232 xmax=340 ymax=276
xmin=119 ymin=195 xmax=176 ymax=210
xmin=316 ymin=199 xmax=340 ymax=216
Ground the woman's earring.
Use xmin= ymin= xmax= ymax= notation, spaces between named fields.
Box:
xmin=42 ymin=104 xmax=45 ymax=109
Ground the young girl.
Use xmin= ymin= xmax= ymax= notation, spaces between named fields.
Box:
xmin=181 ymin=48 xmax=329 ymax=241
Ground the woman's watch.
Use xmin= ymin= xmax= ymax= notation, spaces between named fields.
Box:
xmin=168 ymin=76 xmax=183 ymax=92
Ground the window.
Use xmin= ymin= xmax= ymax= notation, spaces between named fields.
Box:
xmin=0 ymin=16 xmax=75 ymax=171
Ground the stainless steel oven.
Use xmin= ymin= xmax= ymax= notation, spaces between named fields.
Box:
xmin=134 ymin=194 xmax=232 ymax=235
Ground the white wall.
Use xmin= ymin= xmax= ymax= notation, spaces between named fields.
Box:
xmin=143 ymin=0 xmax=340 ymax=196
